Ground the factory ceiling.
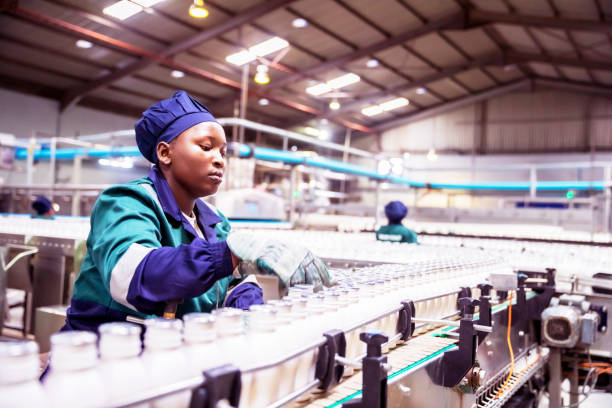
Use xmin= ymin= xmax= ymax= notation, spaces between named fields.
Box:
xmin=1 ymin=0 xmax=611 ymax=140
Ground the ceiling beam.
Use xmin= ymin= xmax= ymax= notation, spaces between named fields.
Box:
xmin=535 ymin=77 xmax=612 ymax=98
xmin=338 ymin=53 xmax=504 ymax=113
xmin=267 ymin=12 xmax=465 ymax=90
xmin=59 ymin=0 xmax=296 ymax=110
xmin=5 ymin=5 xmax=373 ymax=133
xmin=469 ymin=9 xmax=612 ymax=33
xmin=508 ymin=50 xmax=612 ymax=72
xmin=374 ymin=79 xmax=532 ymax=131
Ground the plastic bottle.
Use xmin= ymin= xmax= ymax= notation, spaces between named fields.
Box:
xmin=141 ymin=318 xmax=191 ymax=408
xmin=267 ymin=300 xmax=299 ymax=400
xmin=97 ymin=322 xmax=150 ymax=408
xmin=246 ymin=305 xmax=279 ymax=408
xmin=43 ymin=331 xmax=106 ymax=408
xmin=183 ymin=313 xmax=224 ymax=374
xmin=0 ymin=340 xmax=48 ymax=408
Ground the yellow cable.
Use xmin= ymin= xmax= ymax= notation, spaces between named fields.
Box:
xmin=495 ymin=290 xmax=515 ymax=399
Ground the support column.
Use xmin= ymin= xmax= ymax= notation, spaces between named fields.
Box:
xmin=341 ymin=129 xmax=352 ymax=203
xmin=604 ymin=166 xmax=611 ymax=234
xmin=26 ymin=136 xmax=35 ymax=186
xmin=71 ymin=155 xmax=82 ymax=216
xmin=548 ymin=348 xmax=562 ymax=408
xmin=288 ymin=165 xmax=297 ymax=223
xmin=374 ymin=180 xmax=381 ymax=228
xmin=238 ymin=64 xmax=249 ymax=144
xmin=529 ymin=166 xmax=537 ymax=199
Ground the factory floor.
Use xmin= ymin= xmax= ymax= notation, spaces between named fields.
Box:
xmin=538 ymin=379 xmax=612 ymax=407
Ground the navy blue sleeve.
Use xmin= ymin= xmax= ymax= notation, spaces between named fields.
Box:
xmin=126 ymin=239 xmax=234 ymax=314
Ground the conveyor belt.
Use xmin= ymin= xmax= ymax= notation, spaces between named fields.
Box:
xmin=296 ymin=335 xmax=457 ymax=408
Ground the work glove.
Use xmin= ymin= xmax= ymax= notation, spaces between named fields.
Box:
xmin=226 ymin=231 xmax=334 ymax=293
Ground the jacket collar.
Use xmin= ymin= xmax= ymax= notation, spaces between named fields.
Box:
xmin=147 ymin=166 xmax=222 ymax=235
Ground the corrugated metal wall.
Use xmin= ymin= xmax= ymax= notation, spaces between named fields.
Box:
xmin=381 ymin=90 xmax=612 ymax=154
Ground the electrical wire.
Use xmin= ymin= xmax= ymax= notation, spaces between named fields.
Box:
xmin=495 ymin=290 xmax=514 ymax=399
xmin=1 ymin=248 xmax=38 ymax=272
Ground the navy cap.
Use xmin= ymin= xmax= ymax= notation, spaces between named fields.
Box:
xmin=384 ymin=201 xmax=407 ymax=224
xmin=135 ymin=90 xmax=217 ymax=163
xmin=32 ymin=196 xmax=52 ymax=215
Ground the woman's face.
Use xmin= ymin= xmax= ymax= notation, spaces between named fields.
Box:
xmin=166 ymin=121 xmax=227 ymax=198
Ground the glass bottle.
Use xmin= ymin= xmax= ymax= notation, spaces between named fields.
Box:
xmin=0 ymin=340 xmax=48 ymax=408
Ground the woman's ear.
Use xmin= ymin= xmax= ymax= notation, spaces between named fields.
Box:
xmin=156 ymin=141 xmax=172 ymax=166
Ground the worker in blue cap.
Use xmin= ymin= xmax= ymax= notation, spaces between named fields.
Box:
xmin=31 ymin=196 xmax=55 ymax=218
xmin=63 ymin=90 xmax=332 ymax=332
xmin=376 ymin=201 xmax=418 ymax=244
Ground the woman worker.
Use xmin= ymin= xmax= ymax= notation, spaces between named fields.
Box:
xmin=375 ymin=201 xmax=418 ymax=244
xmin=64 ymin=90 xmax=332 ymax=332
xmin=31 ymin=196 xmax=55 ymax=218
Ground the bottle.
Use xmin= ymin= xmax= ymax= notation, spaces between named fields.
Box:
xmin=183 ymin=313 xmax=224 ymax=374
xmin=43 ymin=331 xmax=106 ymax=408
xmin=98 ymin=322 xmax=150 ymax=408
xmin=246 ymin=305 xmax=279 ymax=408
xmin=212 ymin=308 xmax=251 ymax=406
xmin=141 ymin=318 xmax=191 ymax=408
xmin=267 ymin=300 xmax=299 ymax=400
xmin=0 ymin=340 xmax=48 ymax=408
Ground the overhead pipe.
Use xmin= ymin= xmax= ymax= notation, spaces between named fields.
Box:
xmin=13 ymin=144 xmax=605 ymax=191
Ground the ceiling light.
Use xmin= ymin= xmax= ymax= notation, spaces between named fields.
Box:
xmin=133 ymin=0 xmax=165 ymax=7
xmin=225 ymin=36 xmax=289 ymax=66
xmin=292 ymin=18 xmax=308 ymax=28
xmin=171 ymin=70 xmax=185 ymax=78
xmin=366 ymin=59 xmax=379 ymax=68
xmin=306 ymin=83 xmax=332 ymax=96
xmin=304 ymin=127 xmax=319 ymax=137
xmin=320 ymin=118 xmax=329 ymax=125
xmin=416 ymin=87 xmax=427 ymax=95
xmin=254 ymin=64 xmax=270 ymax=85
xmin=377 ymin=160 xmax=391 ymax=175
xmin=361 ymin=97 xmax=409 ymax=117
xmin=75 ymin=39 xmax=93 ymax=49
xmin=306 ymin=73 xmax=360 ymax=96
xmin=258 ymin=98 xmax=269 ymax=106
xmin=318 ymin=129 xmax=330 ymax=140
xmin=327 ymin=73 xmax=360 ymax=89
xmin=189 ymin=0 xmax=209 ymax=18
xmin=103 ymin=1 xmax=143 ymax=20
xmin=379 ymin=97 xmax=409 ymax=111
xmin=329 ymin=99 xmax=340 ymax=110
xmin=361 ymin=105 xmax=383 ymax=116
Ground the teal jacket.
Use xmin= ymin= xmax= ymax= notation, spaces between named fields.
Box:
xmin=376 ymin=224 xmax=418 ymax=244
xmin=65 ymin=166 xmax=234 ymax=331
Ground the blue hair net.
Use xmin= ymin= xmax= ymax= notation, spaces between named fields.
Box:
xmin=135 ymin=90 xmax=217 ymax=163
xmin=384 ymin=201 xmax=407 ymax=224
xmin=32 ymin=196 xmax=52 ymax=215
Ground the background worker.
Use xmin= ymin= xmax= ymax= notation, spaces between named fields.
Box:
xmin=31 ymin=196 xmax=55 ymax=218
xmin=376 ymin=201 xmax=418 ymax=244
xmin=63 ymin=90 xmax=332 ymax=332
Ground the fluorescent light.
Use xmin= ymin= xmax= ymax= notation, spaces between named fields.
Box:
xmin=306 ymin=73 xmax=360 ymax=96
xmin=379 ymin=97 xmax=409 ymax=111
xmin=132 ymin=0 xmax=165 ymax=7
xmin=329 ymin=100 xmax=340 ymax=110
xmin=361 ymin=105 xmax=383 ymax=116
xmin=304 ymin=127 xmax=319 ymax=137
xmin=76 ymin=39 xmax=93 ymax=49
xmin=366 ymin=59 xmax=379 ymax=68
xmin=416 ymin=87 xmax=427 ymax=95
xmin=258 ymin=98 xmax=269 ymax=106
xmin=250 ymin=37 xmax=289 ymax=57
xmin=318 ymin=129 xmax=330 ymax=140
xmin=103 ymin=1 xmax=143 ymax=20
xmin=326 ymin=73 xmax=360 ymax=89
xmin=361 ymin=97 xmax=409 ymax=117
xmin=292 ymin=18 xmax=307 ymax=28
xmin=171 ymin=70 xmax=184 ymax=78
xmin=225 ymin=50 xmax=255 ymax=66
xmin=306 ymin=83 xmax=332 ymax=96
xmin=225 ymin=36 xmax=289 ymax=66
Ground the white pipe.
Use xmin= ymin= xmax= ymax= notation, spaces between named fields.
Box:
xmin=216 ymin=118 xmax=376 ymax=159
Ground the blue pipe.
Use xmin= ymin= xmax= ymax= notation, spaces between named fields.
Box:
xmin=16 ymin=144 xmax=605 ymax=191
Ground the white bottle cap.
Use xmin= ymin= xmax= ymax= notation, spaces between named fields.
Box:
xmin=0 ymin=340 xmax=39 ymax=384
xmin=211 ymin=308 xmax=243 ymax=336
xmin=98 ymin=322 xmax=142 ymax=359
xmin=183 ymin=313 xmax=216 ymax=344
xmin=49 ymin=331 xmax=98 ymax=372
xmin=143 ymin=318 xmax=183 ymax=350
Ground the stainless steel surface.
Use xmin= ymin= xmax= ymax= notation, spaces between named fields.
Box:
xmin=34 ymin=305 xmax=67 ymax=353
xmin=412 ymin=317 xmax=493 ymax=333
xmin=549 ymin=348 xmax=562 ymax=408
xmin=266 ymin=379 xmax=321 ymax=408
